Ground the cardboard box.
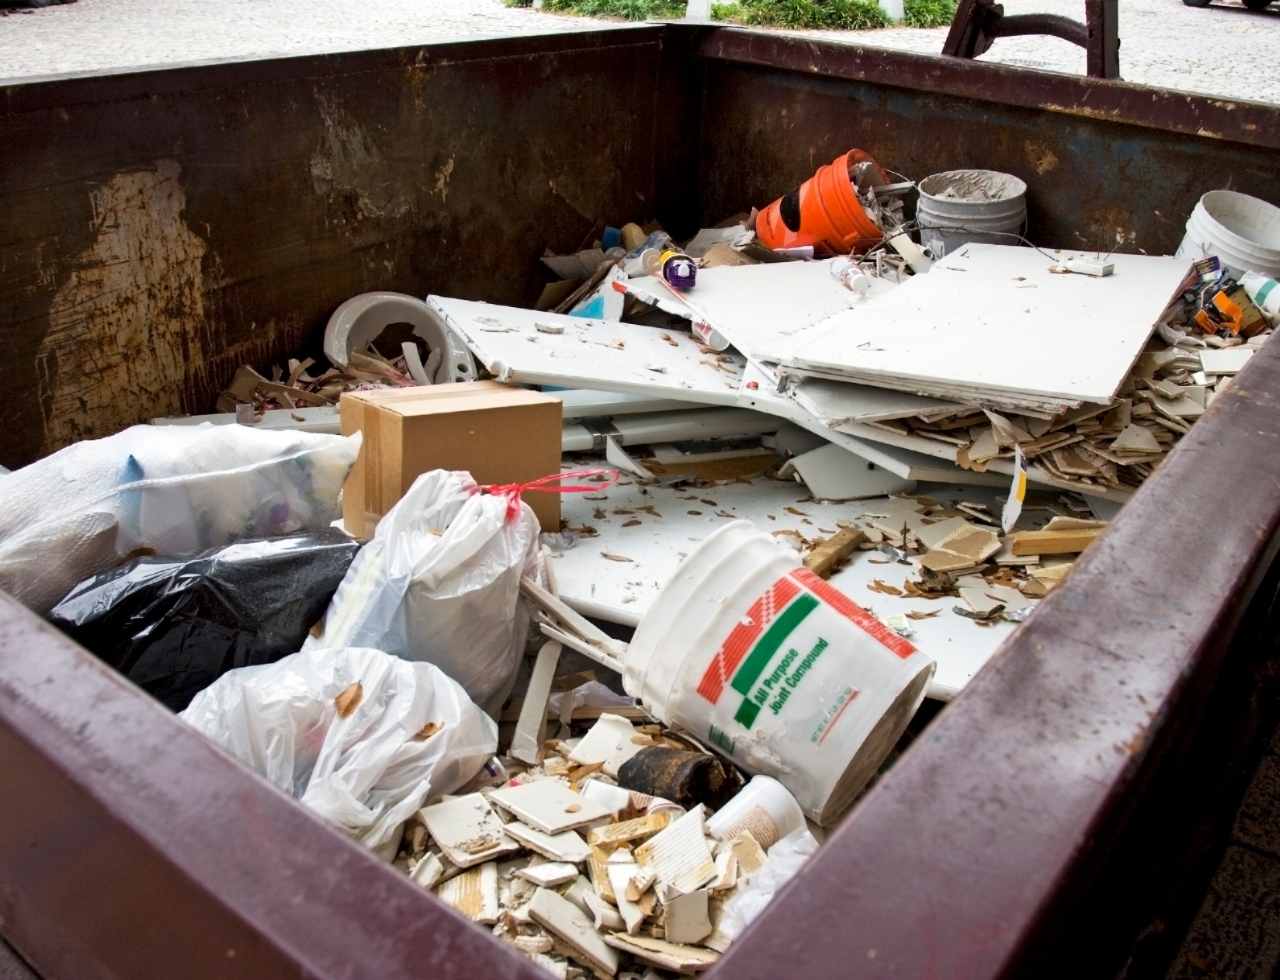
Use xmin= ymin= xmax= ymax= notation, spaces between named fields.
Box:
xmin=342 ymin=382 xmax=562 ymax=537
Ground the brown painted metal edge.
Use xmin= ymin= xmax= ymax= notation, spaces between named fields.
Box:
xmin=713 ymin=336 xmax=1280 ymax=978
xmin=691 ymin=25 xmax=1280 ymax=151
xmin=0 ymin=24 xmax=664 ymax=112
xmin=0 ymin=596 xmax=545 ymax=980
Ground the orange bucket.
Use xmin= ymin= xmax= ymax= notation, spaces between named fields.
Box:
xmin=755 ymin=149 xmax=888 ymax=255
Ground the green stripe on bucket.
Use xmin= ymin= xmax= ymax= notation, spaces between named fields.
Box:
xmin=735 ymin=698 xmax=761 ymax=729
xmin=1256 ymin=278 xmax=1277 ymax=309
xmin=729 ymin=593 xmax=819 ymax=697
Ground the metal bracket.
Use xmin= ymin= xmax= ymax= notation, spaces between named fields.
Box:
xmin=943 ymin=0 xmax=1119 ymax=80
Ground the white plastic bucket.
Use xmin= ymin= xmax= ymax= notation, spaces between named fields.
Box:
xmin=915 ymin=169 xmax=1028 ymax=259
xmin=623 ymin=521 xmax=935 ymax=825
xmin=1176 ymin=190 xmax=1280 ymax=279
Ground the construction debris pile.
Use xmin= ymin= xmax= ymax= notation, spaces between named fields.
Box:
xmin=7 ymin=143 xmax=1280 ymax=978
xmin=393 ymin=708 xmax=800 ymax=978
xmin=844 ymin=495 xmax=1104 ymax=621
xmin=216 ymin=350 xmax=417 ymax=414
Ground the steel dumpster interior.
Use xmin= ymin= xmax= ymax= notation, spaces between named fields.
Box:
xmin=3 ymin=23 xmax=1280 ymax=980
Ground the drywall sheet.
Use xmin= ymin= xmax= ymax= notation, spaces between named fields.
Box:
xmin=547 ymin=464 xmax=1023 ymax=700
xmin=622 ymin=259 xmax=871 ymax=361
xmin=738 ymin=360 xmax=1002 ymax=487
xmin=771 ymin=246 xmax=1192 ymax=408
xmin=790 ymin=377 xmax=965 ymax=426
xmin=430 ymin=298 xmax=744 ymax=406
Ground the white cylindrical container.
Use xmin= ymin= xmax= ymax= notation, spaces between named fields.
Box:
xmin=622 ymin=521 xmax=935 ymax=826
xmin=1176 ymin=190 xmax=1280 ymax=279
xmin=915 ymin=169 xmax=1028 ymax=259
xmin=707 ymin=775 xmax=806 ymax=849
xmin=1242 ymin=272 xmax=1280 ymax=325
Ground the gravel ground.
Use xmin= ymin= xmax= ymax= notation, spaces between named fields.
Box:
xmin=1 ymin=0 xmax=1277 ymax=104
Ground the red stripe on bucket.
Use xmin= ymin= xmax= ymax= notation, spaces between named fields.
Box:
xmin=791 ymin=568 xmax=918 ymax=660
xmin=696 ymin=576 xmax=801 ymax=704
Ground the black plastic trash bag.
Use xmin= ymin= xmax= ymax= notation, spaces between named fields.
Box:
xmin=49 ymin=529 xmax=361 ymax=711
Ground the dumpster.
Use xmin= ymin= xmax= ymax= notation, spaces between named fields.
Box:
xmin=2 ymin=21 xmax=1280 ymax=980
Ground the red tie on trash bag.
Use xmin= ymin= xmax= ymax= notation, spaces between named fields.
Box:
xmin=476 ymin=467 xmax=619 ymax=521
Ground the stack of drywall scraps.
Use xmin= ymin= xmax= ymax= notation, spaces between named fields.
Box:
xmin=845 ymin=316 xmax=1274 ymax=496
xmin=396 ymin=714 xmax=781 ymax=978
xmin=428 ymin=297 xmax=746 ymax=406
xmin=769 ymin=246 xmax=1194 ymax=417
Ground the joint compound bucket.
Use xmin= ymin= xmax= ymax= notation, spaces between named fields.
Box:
xmin=622 ymin=521 xmax=935 ymax=825
xmin=1175 ymin=190 xmax=1280 ymax=279
xmin=916 ymin=169 xmax=1027 ymax=259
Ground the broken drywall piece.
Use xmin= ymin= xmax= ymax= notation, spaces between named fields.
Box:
xmin=779 ymin=442 xmax=915 ymax=501
xmin=588 ymin=846 xmax=617 ymax=903
xmin=585 ymin=891 xmax=626 ymax=932
xmin=914 ymin=516 xmax=974 ymax=552
xmin=606 ymin=435 xmax=657 ymax=481
xmin=502 ymin=822 xmax=592 ymax=865
xmin=516 ymin=862 xmax=581 ymax=888
xmin=418 ymin=794 xmax=521 ymax=869
xmin=1200 ymin=346 xmax=1252 ymax=375
xmin=410 ymin=852 xmax=445 ymax=890
xmin=511 ymin=640 xmax=562 ymax=766
xmin=586 ymin=811 xmax=673 ymax=852
xmin=601 ymin=933 xmax=720 ymax=974
xmin=606 ymin=861 xmax=648 ymax=935
xmin=490 ymin=779 xmax=612 ymax=835
xmin=709 ymin=848 xmax=738 ymax=892
xmin=437 ymin=861 xmax=499 ymax=924
xmin=918 ymin=524 xmax=1001 ymax=573
xmin=529 ymin=887 xmax=621 ymax=977
xmin=568 ymin=713 xmax=649 ymax=779
xmin=729 ymin=832 xmax=768 ymax=878
xmin=959 ymin=586 xmax=1005 ymax=617
xmin=663 ymin=889 xmax=714 ymax=944
xmin=560 ymin=874 xmax=597 ymax=916
xmin=634 ymin=807 xmax=716 ymax=896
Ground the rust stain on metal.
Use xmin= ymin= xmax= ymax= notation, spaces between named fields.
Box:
xmin=310 ymin=91 xmax=413 ymax=223
xmin=1023 ymin=140 xmax=1060 ymax=175
xmin=433 ymin=157 xmax=456 ymax=203
xmin=39 ymin=159 xmax=211 ymax=448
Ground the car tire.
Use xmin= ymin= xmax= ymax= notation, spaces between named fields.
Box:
xmin=1182 ymin=0 xmax=1212 ymax=7
xmin=1244 ymin=0 xmax=1271 ymax=9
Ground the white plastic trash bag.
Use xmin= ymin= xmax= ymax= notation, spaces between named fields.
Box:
xmin=716 ymin=828 xmax=821 ymax=943
xmin=0 ymin=424 xmax=359 ymax=614
xmin=181 ymin=647 xmax=496 ymax=855
xmin=306 ymin=469 xmax=542 ymax=715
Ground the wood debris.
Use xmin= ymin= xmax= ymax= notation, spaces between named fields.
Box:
xmin=802 ymin=527 xmax=866 ymax=578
